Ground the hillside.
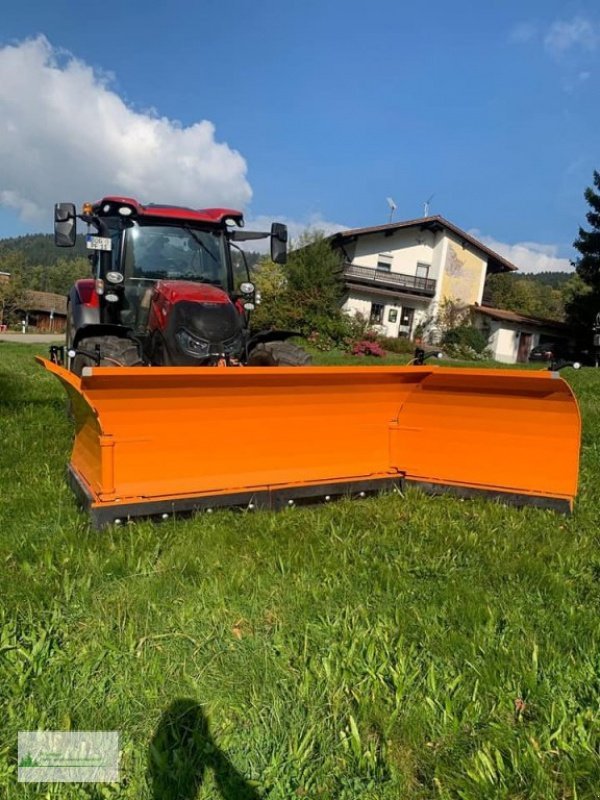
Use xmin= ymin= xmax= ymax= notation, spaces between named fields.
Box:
xmin=482 ymin=270 xmax=583 ymax=322
xmin=521 ymin=271 xmax=573 ymax=288
xmin=0 ymin=232 xmax=88 ymax=265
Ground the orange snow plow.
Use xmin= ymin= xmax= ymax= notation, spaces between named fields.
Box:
xmin=38 ymin=358 xmax=581 ymax=529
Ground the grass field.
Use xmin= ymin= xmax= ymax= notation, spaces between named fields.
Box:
xmin=1 ymin=342 xmax=599 ymax=799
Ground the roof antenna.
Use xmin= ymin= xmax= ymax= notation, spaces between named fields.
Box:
xmin=386 ymin=197 xmax=397 ymax=223
xmin=423 ymin=194 xmax=435 ymax=217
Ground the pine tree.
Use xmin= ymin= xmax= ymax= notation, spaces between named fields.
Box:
xmin=568 ymin=171 xmax=600 ymax=335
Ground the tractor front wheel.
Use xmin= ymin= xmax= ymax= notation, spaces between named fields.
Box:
xmin=71 ymin=336 xmax=143 ymax=376
xmin=248 ymin=340 xmax=312 ymax=367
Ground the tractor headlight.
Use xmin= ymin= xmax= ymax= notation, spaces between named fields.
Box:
xmin=176 ymin=329 xmax=210 ymax=357
xmin=222 ymin=332 xmax=244 ymax=355
xmin=106 ymin=271 xmax=124 ymax=284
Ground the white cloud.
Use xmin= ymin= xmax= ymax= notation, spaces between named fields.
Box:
xmin=544 ymin=17 xmax=598 ymax=56
xmin=0 ymin=36 xmax=252 ymax=223
xmin=475 ymin=234 xmax=573 ymax=274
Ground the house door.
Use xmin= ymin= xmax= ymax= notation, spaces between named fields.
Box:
xmin=398 ymin=306 xmax=415 ymax=338
xmin=517 ymin=332 xmax=532 ymax=363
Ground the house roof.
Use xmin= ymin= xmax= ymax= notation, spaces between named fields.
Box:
xmin=23 ymin=291 xmax=68 ymax=315
xmin=329 ymin=215 xmax=518 ymax=274
xmin=472 ymin=305 xmax=570 ymax=331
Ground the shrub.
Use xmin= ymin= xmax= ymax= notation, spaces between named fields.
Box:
xmin=351 ymin=340 xmax=385 ymax=357
xmin=307 ymin=330 xmax=337 ymax=351
xmin=375 ymin=336 xmax=415 ymax=355
xmin=442 ymin=324 xmax=488 ymax=354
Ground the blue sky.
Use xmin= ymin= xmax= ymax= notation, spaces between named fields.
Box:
xmin=0 ymin=0 xmax=598 ymax=271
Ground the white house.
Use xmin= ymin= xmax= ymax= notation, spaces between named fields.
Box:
xmin=471 ymin=306 xmax=573 ymax=364
xmin=329 ymin=215 xmax=518 ymax=340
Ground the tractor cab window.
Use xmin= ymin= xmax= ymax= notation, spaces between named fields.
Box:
xmin=122 ymin=224 xmax=228 ymax=287
xmin=231 ymin=249 xmax=251 ymax=292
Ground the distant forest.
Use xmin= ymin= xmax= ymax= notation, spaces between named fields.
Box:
xmin=522 ymin=271 xmax=572 ymax=287
xmin=483 ymin=270 xmax=581 ymax=321
xmin=0 ymin=232 xmax=88 ymax=264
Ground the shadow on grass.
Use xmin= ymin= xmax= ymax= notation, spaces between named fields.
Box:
xmin=149 ymin=698 xmax=261 ymax=800
xmin=0 ymin=370 xmax=29 ymax=407
xmin=0 ymin=369 xmax=65 ymax=412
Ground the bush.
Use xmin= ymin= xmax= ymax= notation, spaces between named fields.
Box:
xmin=351 ymin=340 xmax=385 ymax=357
xmin=442 ymin=325 xmax=488 ymax=354
xmin=375 ymin=336 xmax=415 ymax=355
xmin=307 ymin=330 xmax=337 ymax=352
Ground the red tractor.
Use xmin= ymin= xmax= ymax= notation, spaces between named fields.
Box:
xmin=54 ymin=197 xmax=311 ymax=374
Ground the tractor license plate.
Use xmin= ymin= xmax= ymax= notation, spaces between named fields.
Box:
xmin=86 ymin=235 xmax=112 ymax=251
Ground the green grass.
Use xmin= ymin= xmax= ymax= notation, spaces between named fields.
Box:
xmin=1 ymin=342 xmax=600 ymax=798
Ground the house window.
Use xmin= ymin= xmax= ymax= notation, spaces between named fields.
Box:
xmin=370 ymin=302 xmax=384 ymax=325
xmin=377 ymin=253 xmax=393 ymax=272
xmin=416 ymin=263 xmax=430 ymax=283
xmin=388 ymin=308 xmax=398 ymax=323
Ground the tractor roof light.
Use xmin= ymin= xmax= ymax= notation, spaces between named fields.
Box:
xmin=118 ymin=206 xmax=133 ymax=216
xmin=82 ymin=202 xmax=93 ymax=215
xmin=225 ymin=215 xmax=244 ymax=228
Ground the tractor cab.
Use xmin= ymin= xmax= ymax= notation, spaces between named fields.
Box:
xmin=54 ymin=197 xmax=293 ymax=368
xmin=116 ymin=222 xmax=230 ymax=332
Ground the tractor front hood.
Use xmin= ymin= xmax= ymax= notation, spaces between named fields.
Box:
xmin=154 ymin=280 xmax=230 ymax=305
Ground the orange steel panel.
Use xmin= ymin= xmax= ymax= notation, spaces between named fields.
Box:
xmin=37 ymin=359 xmax=581 ymax=511
xmin=390 ymin=370 xmax=580 ymax=502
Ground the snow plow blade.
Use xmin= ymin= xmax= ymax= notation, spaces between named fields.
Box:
xmin=37 ymin=358 xmax=581 ymax=529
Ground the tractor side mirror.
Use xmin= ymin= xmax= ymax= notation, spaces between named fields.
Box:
xmin=54 ymin=203 xmax=77 ymax=247
xmin=270 ymin=222 xmax=288 ymax=265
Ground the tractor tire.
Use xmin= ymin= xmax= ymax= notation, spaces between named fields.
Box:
xmin=71 ymin=336 xmax=143 ymax=377
xmin=249 ymin=340 xmax=312 ymax=367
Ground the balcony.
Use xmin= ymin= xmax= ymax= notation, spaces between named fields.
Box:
xmin=343 ymin=263 xmax=436 ymax=297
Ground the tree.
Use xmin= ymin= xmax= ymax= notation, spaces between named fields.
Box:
xmin=0 ymin=233 xmax=88 ymax=264
xmin=484 ymin=273 xmax=565 ymax=320
xmin=248 ymin=231 xmax=353 ymax=343
xmin=24 ymin=257 xmax=91 ymax=294
xmin=0 ymin=251 xmax=26 ymax=327
xmin=567 ymin=170 xmax=600 ymax=337
xmin=279 ymin=230 xmax=345 ymax=330
xmin=249 ymin=256 xmax=295 ymax=331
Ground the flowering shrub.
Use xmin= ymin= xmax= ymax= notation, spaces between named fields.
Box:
xmin=351 ymin=339 xmax=385 ymax=357
xmin=443 ymin=343 xmax=492 ymax=361
xmin=307 ymin=330 xmax=337 ymax=351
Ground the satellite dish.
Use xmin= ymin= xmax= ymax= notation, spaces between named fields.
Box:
xmin=386 ymin=197 xmax=397 ymax=222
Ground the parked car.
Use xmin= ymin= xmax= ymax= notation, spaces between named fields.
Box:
xmin=529 ymin=342 xmax=594 ymax=366
xmin=528 ymin=342 xmax=568 ymax=363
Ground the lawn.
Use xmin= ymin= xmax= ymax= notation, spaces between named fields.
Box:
xmin=1 ymin=342 xmax=599 ymax=799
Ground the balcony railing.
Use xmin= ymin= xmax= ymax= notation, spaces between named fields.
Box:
xmin=343 ymin=263 xmax=436 ymax=297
